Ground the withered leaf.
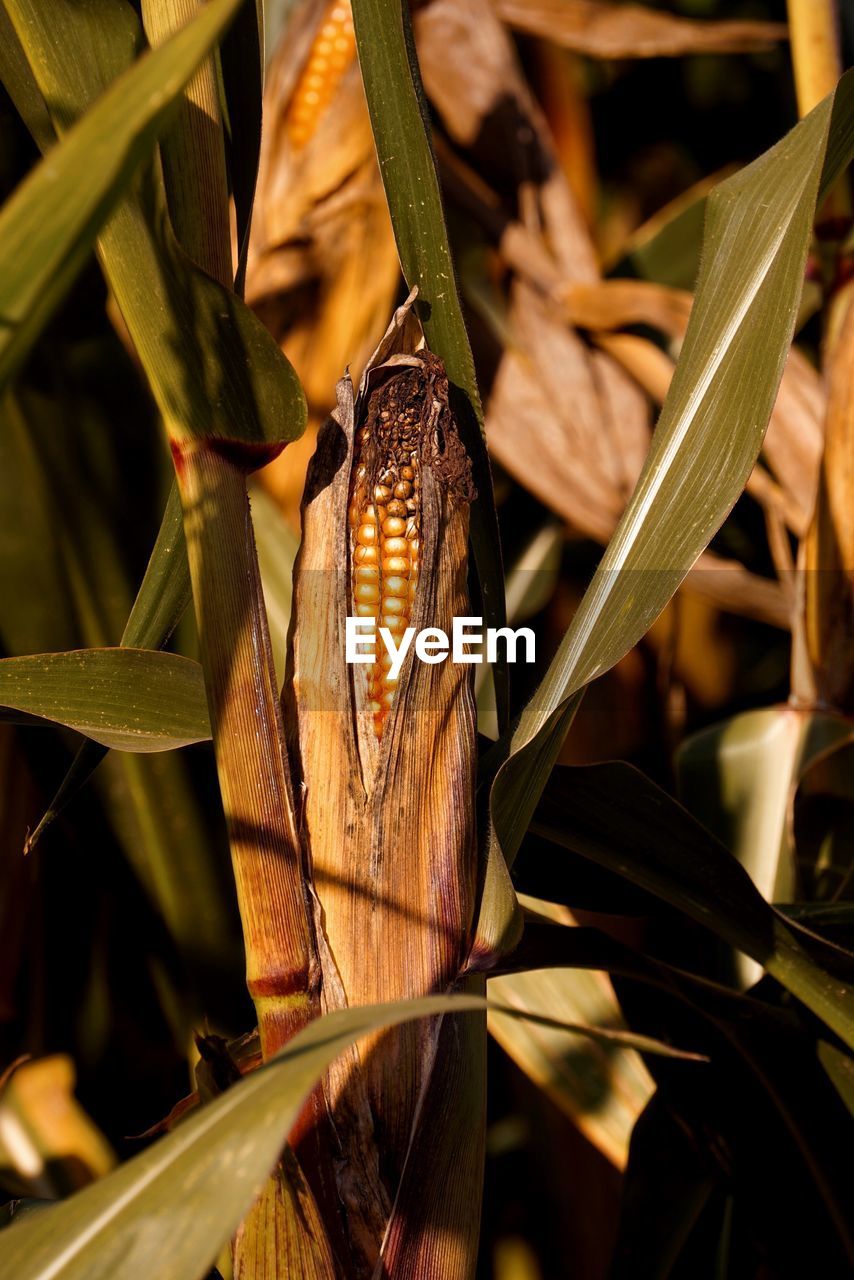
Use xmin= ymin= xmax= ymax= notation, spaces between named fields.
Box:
xmin=493 ymin=0 xmax=787 ymax=60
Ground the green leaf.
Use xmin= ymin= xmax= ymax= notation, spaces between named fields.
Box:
xmin=818 ymin=1041 xmax=854 ymax=1119
xmin=677 ymin=705 xmax=853 ymax=982
xmin=8 ymin=0 xmax=305 ymax=451
xmin=350 ymin=0 xmax=508 ymax=731
xmin=616 ymin=183 xmax=711 ymax=291
xmin=0 ymin=0 xmax=246 ymax=391
xmin=23 ymin=450 xmax=192 ymax=851
xmin=0 ymin=2 xmax=55 ymax=153
xmin=0 ymin=381 xmax=231 ymax=979
xmin=0 ymin=649 xmax=209 ymax=751
xmin=487 ymin=897 xmax=654 ymax=1168
xmin=0 ymin=996 xmax=487 ymax=1280
xmin=533 ymin=762 xmax=854 ymax=1051
xmin=120 ymin=479 xmax=191 ymax=653
xmin=482 ymin=71 xmax=854 ymax=917
xmin=501 ymin=915 xmax=854 ymax=1263
xmin=609 ymin=1094 xmax=716 ymax=1280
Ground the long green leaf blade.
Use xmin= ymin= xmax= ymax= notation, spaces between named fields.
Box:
xmin=534 ymin=762 xmax=854 ymax=1050
xmin=0 ymin=996 xmax=484 ymax=1280
xmin=489 ymin=73 xmax=854 ymax=871
xmin=0 ymin=0 xmax=245 ymax=390
xmin=0 ymin=649 xmax=209 ymax=751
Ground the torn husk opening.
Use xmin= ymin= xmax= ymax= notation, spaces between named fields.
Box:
xmin=283 ymin=291 xmax=480 ymax=1270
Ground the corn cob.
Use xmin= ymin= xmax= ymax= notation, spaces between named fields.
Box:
xmin=286 ymin=305 xmax=479 ymax=1268
xmin=347 ymin=371 xmax=426 ymax=737
xmin=285 ymin=0 xmax=356 ymax=150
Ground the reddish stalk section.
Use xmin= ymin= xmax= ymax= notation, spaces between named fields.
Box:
xmin=175 ymin=442 xmax=318 ymax=1058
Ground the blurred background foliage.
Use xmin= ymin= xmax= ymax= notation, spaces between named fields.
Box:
xmin=0 ymin=1 xmax=851 ymax=1276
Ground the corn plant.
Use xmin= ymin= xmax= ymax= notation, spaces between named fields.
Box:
xmin=0 ymin=0 xmax=853 ymax=1276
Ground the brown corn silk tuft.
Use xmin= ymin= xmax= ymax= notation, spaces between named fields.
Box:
xmin=284 ymin=296 xmax=481 ymax=1272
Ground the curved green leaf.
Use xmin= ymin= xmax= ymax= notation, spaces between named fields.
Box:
xmin=482 ymin=72 xmax=854 ymax=927
xmin=219 ymin=0 xmax=264 ymax=296
xmin=677 ymin=705 xmax=854 ymax=983
xmin=0 ymin=0 xmax=245 ymax=391
xmin=819 ymin=1041 xmax=854 ymax=1119
xmin=487 ymin=896 xmax=654 ymax=1168
xmin=7 ymin=0 xmax=306 ymax=450
xmin=0 ymin=649 xmax=209 ymax=751
xmin=533 ymin=762 xmax=854 ymax=1050
xmin=0 ymin=996 xmax=487 ymax=1280
xmin=119 ymin=483 xmax=191 ymax=652
xmin=22 ymin=483 xmax=193 ymax=850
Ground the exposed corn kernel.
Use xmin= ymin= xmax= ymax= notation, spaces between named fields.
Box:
xmin=381 ymin=556 xmax=409 ymax=575
xmin=348 ymin=364 xmax=427 ymax=739
xmin=284 ymin=0 xmax=356 ymax=150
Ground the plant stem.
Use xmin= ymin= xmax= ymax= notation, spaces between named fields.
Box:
xmin=142 ymin=0 xmax=319 ymax=1054
xmin=787 ymin=0 xmax=842 ymax=117
xmin=141 ymin=0 xmax=233 ymax=285
xmin=174 ymin=442 xmax=317 ymax=1056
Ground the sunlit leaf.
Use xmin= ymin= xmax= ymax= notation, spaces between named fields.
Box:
xmin=0 ymin=0 xmax=246 ymax=391
xmin=7 ymin=0 xmax=305 ymax=451
xmin=677 ymin=705 xmax=853 ymax=983
xmin=818 ymin=1041 xmax=854 ymax=1119
xmin=0 ymin=649 xmax=209 ymax=752
xmin=487 ymin=897 xmax=654 ymax=1169
xmin=482 ymin=72 xmax=854 ymax=942
xmin=0 ymin=996 xmax=485 ymax=1280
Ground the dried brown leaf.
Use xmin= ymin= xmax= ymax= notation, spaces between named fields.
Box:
xmin=493 ymin=0 xmax=787 ymax=60
xmin=486 ymin=284 xmax=650 ymax=541
xmin=560 ymin=278 xmax=693 ymax=337
xmin=0 ymin=1056 xmax=115 ymax=1199
xmin=687 ymin=553 xmax=791 ymax=631
xmin=763 ymin=345 xmax=825 ymax=529
xmin=599 ymin=331 xmax=825 ymax=537
xmin=248 ymin=5 xmax=399 ymax=525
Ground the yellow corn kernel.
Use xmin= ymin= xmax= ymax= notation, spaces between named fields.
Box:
xmin=284 ymin=0 xmax=356 ymax=151
xmin=381 ymin=556 xmax=410 ymax=575
xmin=349 ymin=400 xmax=422 ymax=737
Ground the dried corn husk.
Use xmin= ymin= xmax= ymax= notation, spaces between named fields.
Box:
xmin=284 ymin=293 xmax=480 ymax=1271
